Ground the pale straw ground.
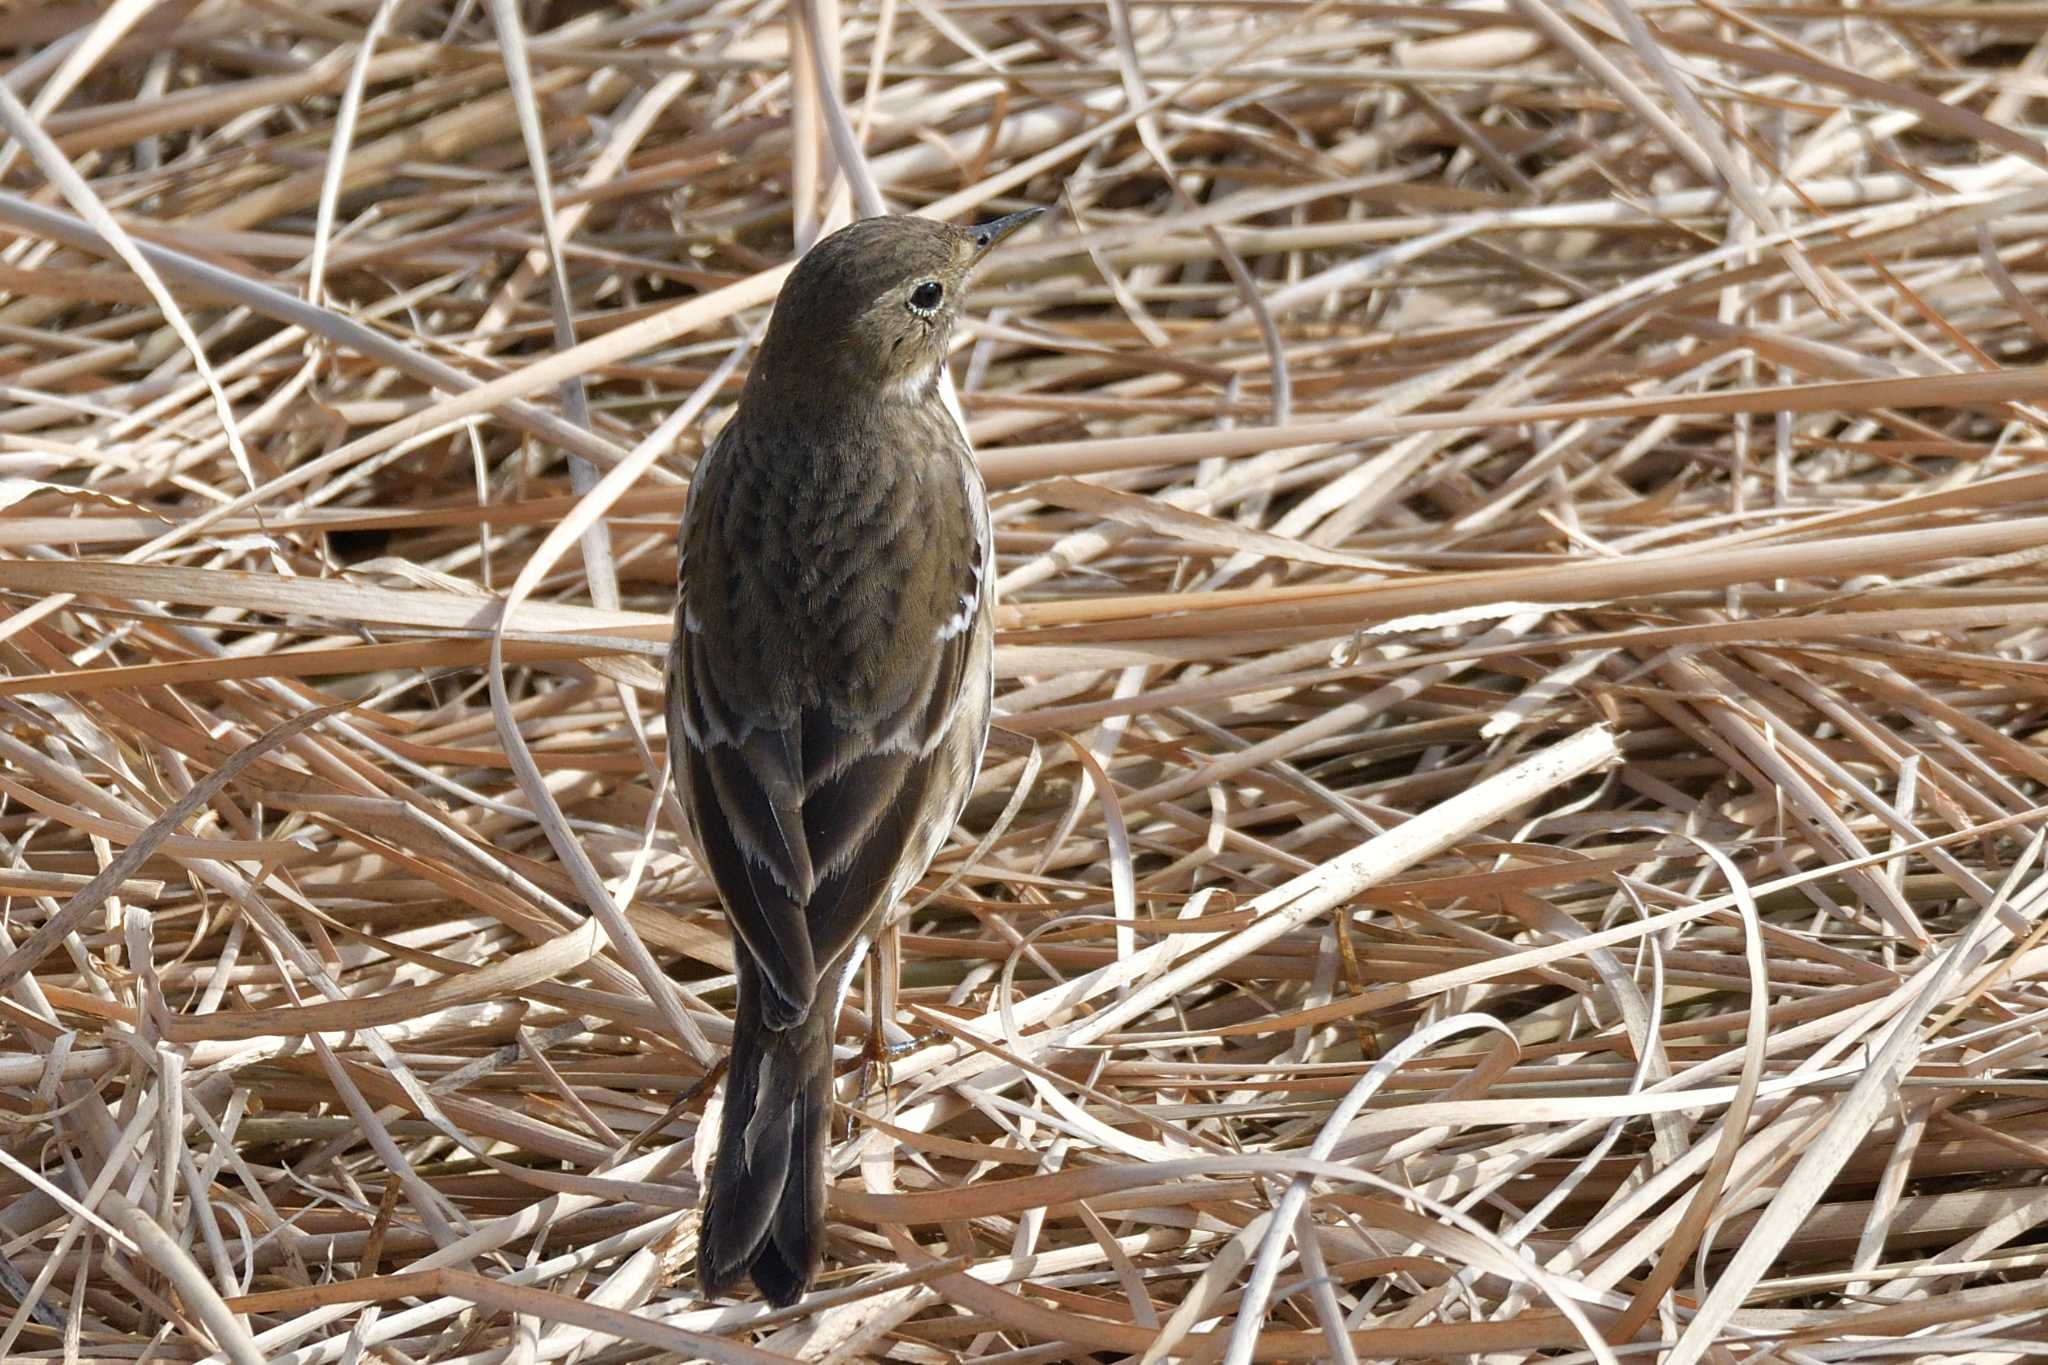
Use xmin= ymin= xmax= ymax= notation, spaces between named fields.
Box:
xmin=2 ymin=2 xmax=2048 ymax=1362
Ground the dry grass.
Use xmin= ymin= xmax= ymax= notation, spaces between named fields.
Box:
xmin=3 ymin=1 xmax=2048 ymax=1361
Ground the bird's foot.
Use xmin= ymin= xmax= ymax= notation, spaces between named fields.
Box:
xmin=852 ymin=1023 xmax=941 ymax=1133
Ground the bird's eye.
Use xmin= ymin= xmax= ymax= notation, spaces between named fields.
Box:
xmin=908 ymin=280 xmax=944 ymax=313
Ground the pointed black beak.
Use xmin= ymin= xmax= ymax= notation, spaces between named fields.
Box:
xmin=968 ymin=207 xmax=1046 ymax=255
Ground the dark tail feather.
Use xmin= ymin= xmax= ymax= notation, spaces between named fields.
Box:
xmin=698 ymin=962 xmax=834 ymax=1307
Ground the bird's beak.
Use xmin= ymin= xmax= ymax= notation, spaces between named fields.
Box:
xmin=968 ymin=207 xmax=1046 ymax=256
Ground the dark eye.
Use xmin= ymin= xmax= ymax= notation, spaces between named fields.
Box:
xmin=908 ymin=280 xmax=944 ymax=313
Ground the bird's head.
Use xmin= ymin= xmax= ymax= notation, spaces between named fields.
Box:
xmin=749 ymin=209 xmax=1044 ymax=406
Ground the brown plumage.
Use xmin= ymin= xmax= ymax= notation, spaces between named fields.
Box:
xmin=668 ymin=209 xmax=1041 ymax=1306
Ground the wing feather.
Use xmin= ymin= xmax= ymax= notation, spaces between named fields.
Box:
xmin=681 ymin=660 xmax=817 ymax=1025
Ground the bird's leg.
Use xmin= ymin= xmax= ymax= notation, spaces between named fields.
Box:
xmin=855 ymin=1023 xmax=891 ymax=1133
xmin=852 ymin=926 xmax=901 ymax=1130
xmin=1334 ymin=910 xmax=1383 ymax=1060
xmin=850 ymin=927 xmax=945 ymax=1126
xmin=855 ymin=1019 xmax=942 ymax=1128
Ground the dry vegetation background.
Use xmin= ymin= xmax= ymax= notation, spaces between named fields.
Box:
xmin=4 ymin=0 xmax=2048 ymax=1361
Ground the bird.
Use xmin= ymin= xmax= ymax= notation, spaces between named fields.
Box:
xmin=668 ymin=207 xmax=1043 ymax=1306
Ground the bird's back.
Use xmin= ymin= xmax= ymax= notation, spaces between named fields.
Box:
xmin=678 ymin=401 xmax=983 ymax=735
xmin=671 ymin=389 xmax=992 ymax=1025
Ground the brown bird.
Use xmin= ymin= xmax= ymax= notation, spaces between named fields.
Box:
xmin=669 ymin=208 xmax=1042 ymax=1305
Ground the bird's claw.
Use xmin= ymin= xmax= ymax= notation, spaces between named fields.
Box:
xmin=851 ymin=1023 xmax=941 ymax=1133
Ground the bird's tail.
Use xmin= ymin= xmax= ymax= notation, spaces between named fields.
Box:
xmin=698 ymin=960 xmax=835 ymax=1307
